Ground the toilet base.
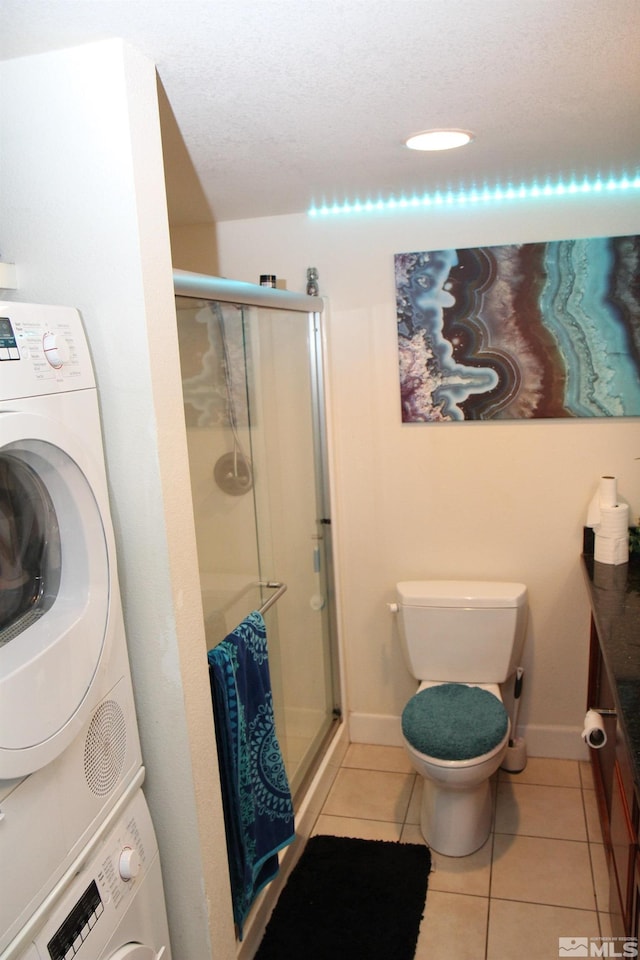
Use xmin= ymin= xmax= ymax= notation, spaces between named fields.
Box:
xmin=420 ymin=776 xmax=493 ymax=857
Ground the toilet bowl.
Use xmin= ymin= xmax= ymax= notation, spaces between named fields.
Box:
xmin=402 ymin=680 xmax=510 ymax=856
xmin=394 ymin=580 xmax=528 ymax=858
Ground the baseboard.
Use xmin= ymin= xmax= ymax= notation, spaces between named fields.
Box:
xmin=521 ymin=723 xmax=590 ymax=761
xmin=348 ymin=712 xmax=591 ymax=761
xmin=349 ymin=713 xmax=404 ymax=746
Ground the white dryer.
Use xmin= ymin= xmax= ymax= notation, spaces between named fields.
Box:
xmin=3 ymin=785 xmax=171 ymax=960
xmin=0 ymin=302 xmax=142 ymax=951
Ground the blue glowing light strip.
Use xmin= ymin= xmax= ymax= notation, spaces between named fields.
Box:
xmin=308 ymin=174 xmax=640 ymax=218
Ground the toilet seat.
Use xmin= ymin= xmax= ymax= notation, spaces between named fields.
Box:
xmin=402 ymin=682 xmax=509 ymax=761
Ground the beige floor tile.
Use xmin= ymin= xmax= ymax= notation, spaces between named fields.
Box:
xmin=342 ymin=742 xmax=414 ymax=773
xmin=491 ymin=834 xmax=596 ymax=910
xmin=589 ymin=842 xmax=610 ymax=914
xmin=583 ymin=787 xmax=605 ymax=844
xmin=312 ymin=813 xmax=402 ymax=841
xmin=414 ymin=891 xmax=488 ymax=960
xmin=321 ymin=767 xmax=414 ymax=823
xmin=499 ymin=756 xmax=581 ymax=788
xmin=580 ymin=759 xmax=596 ymax=790
xmin=599 ymin=912 xmax=615 ymax=937
xmin=428 ymin=839 xmax=492 ymax=898
xmin=487 ymin=899 xmax=600 ymax=960
xmin=405 ymin=776 xmax=422 ymax=824
xmin=401 ymin=822 xmax=425 ymax=845
xmin=495 ymin=781 xmax=587 ymax=841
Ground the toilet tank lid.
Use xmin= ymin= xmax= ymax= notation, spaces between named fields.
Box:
xmin=396 ymin=580 xmax=527 ymax=608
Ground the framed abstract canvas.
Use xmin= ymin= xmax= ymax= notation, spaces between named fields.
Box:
xmin=395 ymin=235 xmax=640 ymax=421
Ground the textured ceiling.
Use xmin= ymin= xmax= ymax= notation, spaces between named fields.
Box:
xmin=1 ymin=0 xmax=639 ymax=224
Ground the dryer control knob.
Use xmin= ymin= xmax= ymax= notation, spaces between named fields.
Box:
xmin=118 ymin=846 xmax=141 ymax=881
xmin=42 ymin=332 xmax=70 ymax=369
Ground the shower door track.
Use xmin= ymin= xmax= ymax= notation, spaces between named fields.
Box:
xmin=173 ymin=269 xmax=324 ymax=314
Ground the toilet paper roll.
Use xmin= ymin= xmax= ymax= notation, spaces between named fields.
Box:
xmin=582 ymin=709 xmax=607 ymax=748
xmin=586 ymin=476 xmax=623 ymax=528
xmin=594 ymin=533 xmax=629 ymax=565
xmin=599 ymin=476 xmax=618 ymax=508
xmin=596 ymin=502 xmax=630 ymax=538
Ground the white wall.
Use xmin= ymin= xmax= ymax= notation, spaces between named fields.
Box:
xmin=0 ymin=41 xmax=235 ymax=959
xmin=216 ymin=196 xmax=640 ymax=759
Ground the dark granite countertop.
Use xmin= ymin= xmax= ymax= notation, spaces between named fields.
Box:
xmin=582 ymin=549 xmax=640 ymax=800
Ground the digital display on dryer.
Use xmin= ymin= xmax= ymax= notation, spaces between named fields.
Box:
xmin=0 ymin=318 xmax=19 ymax=360
xmin=47 ymin=880 xmax=103 ymax=959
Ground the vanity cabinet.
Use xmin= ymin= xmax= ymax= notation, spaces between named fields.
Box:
xmin=633 ymin=850 xmax=640 ymax=941
xmin=588 ymin=617 xmax=639 ymax=937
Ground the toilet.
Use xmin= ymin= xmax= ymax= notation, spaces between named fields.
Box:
xmin=395 ymin=580 xmax=528 ymax=857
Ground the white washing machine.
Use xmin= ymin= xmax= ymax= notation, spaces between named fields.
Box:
xmin=4 ymin=785 xmax=171 ymax=960
xmin=0 ymin=302 xmax=143 ymax=951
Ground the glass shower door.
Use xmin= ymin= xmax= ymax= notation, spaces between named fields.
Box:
xmin=176 ymin=295 xmax=339 ymax=797
xmin=249 ymin=303 xmax=338 ymax=794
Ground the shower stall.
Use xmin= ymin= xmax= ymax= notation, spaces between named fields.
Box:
xmin=173 ymin=271 xmax=341 ymax=800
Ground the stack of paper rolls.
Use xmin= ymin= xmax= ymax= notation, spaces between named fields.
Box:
xmin=587 ymin=476 xmax=629 ymax=565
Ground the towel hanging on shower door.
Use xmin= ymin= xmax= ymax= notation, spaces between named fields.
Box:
xmin=208 ymin=610 xmax=295 ymax=939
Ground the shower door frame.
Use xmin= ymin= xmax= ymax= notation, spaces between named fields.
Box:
xmin=173 ymin=269 xmax=342 ymax=793
xmin=174 ymin=270 xmax=319 ymax=313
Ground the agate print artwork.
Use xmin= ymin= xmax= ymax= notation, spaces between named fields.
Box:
xmin=395 ymin=235 xmax=640 ymax=421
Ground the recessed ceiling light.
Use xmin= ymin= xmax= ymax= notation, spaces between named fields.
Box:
xmin=405 ymin=129 xmax=475 ymax=152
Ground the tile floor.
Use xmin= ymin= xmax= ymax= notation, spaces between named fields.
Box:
xmin=312 ymin=743 xmax=612 ymax=960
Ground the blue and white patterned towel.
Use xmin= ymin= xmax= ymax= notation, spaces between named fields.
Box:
xmin=208 ymin=610 xmax=295 ymax=938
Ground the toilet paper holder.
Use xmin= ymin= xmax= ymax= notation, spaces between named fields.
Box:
xmin=583 ymin=707 xmax=616 ymax=749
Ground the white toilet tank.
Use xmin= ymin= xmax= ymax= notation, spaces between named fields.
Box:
xmin=396 ymin=580 xmax=528 ymax=684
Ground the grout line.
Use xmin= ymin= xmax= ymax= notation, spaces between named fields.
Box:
xmin=403 ymin=773 xmax=419 ymax=829
xmin=581 ymin=783 xmax=607 ymax=937
xmin=488 ymin=895 xmax=602 ymax=913
xmin=484 ymin=780 xmax=499 ymax=960
xmin=318 ymin=812 xmax=406 ymax=825
xmin=492 ymin=831 xmax=591 ymax=842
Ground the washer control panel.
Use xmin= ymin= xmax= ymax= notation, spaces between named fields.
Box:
xmin=96 ymin=808 xmax=147 ymax=915
xmin=9 ymin=789 xmax=162 ymax=960
xmin=46 ymin=881 xmax=103 ymax=960
xmin=0 ymin=302 xmax=95 ymax=400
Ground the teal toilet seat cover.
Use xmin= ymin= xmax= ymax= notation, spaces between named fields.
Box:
xmin=401 ymin=683 xmax=508 ymax=761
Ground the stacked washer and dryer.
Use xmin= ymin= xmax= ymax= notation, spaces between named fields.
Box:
xmin=0 ymin=302 xmax=172 ymax=959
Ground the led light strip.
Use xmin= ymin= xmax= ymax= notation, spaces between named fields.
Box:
xmin=309 ymin=174 xmax=640 ymax=217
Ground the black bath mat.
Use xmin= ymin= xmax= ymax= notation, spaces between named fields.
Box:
xmin=254 ymin=835 xmax=431 ymax=960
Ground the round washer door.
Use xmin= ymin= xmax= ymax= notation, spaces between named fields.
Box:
xmin=0 ymin=412 xmax=110 ymax=778
xmin=107 ymin=946 xmax=157 ymax=960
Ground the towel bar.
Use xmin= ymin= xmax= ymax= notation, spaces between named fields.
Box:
xmin=210 ymin=579 xmax=288 ymax=618
xmin=258 ymin=581 xmax=287 ymax=616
